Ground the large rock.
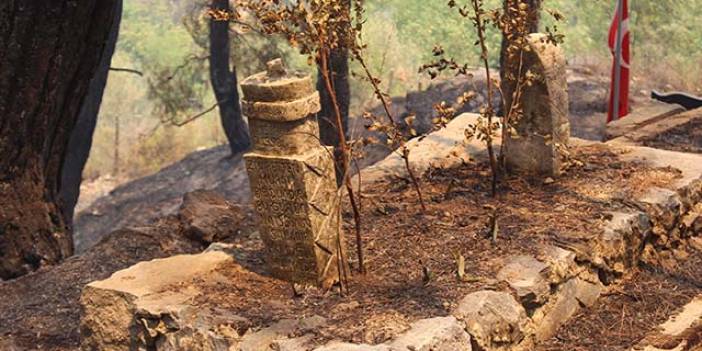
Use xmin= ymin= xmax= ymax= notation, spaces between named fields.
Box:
xmin=178 ymin=190 xmax=247 ymax=244
xmin=639 ymin=187 xmax=683 ymax=232
xmin=497 ymin=255 xmax=550 ymax=307
xmin=588 ymin=211 xmax=651 ymax=276
xmin=539 ymin=245 xmax=579 ymax=283
xmin=359 ymin=113 xmax=502 ymax=184
xmin=0 ymin=223 xmax=201 ymax=350
xmin=80 ymin=250 xmax=236 ymax=351
xmin=452 ymin=290 xmax=529 ymax=350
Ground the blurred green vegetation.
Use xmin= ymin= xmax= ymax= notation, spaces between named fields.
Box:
xmin=85 ymin=0 xmax=702 ymax=182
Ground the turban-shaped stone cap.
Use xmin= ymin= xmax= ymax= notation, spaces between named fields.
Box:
xmin=240 ymin=58 xmax=321 ymax=122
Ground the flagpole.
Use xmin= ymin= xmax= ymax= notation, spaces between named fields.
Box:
xmin=612 ymin=0 xmax=624 ymax=121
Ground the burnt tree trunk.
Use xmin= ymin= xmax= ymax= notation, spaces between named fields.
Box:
xmin=317 ymin=49 xmax=350 ymax=150
xmin=316 ymin=1 xmax=351 ymax=185
xmin=59 ymin=0 xmax=123 ymax=230
xmin=209 ymin=0 xmax=251 ymax=155
xmin=0 ymin=1 xmax=119 ymax=279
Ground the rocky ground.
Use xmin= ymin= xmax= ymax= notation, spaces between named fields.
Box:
xmin=538 ymin=254 xmax=702 ymax=350
xmin=162 ymin=143 xmax=683 ymax=344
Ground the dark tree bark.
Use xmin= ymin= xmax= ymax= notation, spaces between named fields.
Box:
xmin=317 ymin=49 xmax=351 ymax=150
xmin=59 ymin=0 xmax=123 ymax=230
xmin=0 ymin=1 xmax=119 ymax=279
xmin=209 ymin=0 xmax=251 ymax=155
xmin=316 ymin=0 xmax=351 ymax=185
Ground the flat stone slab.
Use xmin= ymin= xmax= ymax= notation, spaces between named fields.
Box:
xmin=609 ymin=108 xmax=702 ymax=148
xmin=605 ymin=102 xmax=685 ymax=140
xmin=80 ymin=249 xmax=237 ymax=351
xmin=617 ymin=146 xmax=702 ymax=195
xmin=359 ymin=113 xmax=501 ymax=183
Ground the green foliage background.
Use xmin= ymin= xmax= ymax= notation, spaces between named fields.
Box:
xmin=86 ymin=0 xmax=702 ymax=181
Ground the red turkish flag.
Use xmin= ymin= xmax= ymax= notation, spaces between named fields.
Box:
xmin=607 ymin=0 xmax=630 ymax=122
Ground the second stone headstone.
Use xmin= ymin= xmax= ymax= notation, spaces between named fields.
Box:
xmin=503 ymin=33 xmax=570 ymax=177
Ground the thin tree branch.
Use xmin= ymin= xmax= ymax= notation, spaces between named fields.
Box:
xmin=168 ymin=98 xmax=229 ymax=127
xmin=109 ymin=67 xmax=144 ymax=76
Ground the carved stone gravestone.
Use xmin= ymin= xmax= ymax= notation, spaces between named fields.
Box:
xmin=241 ymin=59 xmax=345 ymax=288
xmin=504 ymin=33 xmax=570 ymax=176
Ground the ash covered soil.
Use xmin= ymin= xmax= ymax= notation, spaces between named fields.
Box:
xmin=642 ymin=109 xmax=702 ymax=154
xmin=172 ymin=144 xmax=686 ymax=347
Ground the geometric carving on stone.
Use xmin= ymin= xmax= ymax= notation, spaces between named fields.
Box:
xmin=242 ymin=58 xmax=345 ymax=288
xmin=504 ymin=33 xmax=570 ymax=176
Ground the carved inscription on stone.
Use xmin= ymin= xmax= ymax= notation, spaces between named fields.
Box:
xmin=248 ymin=116 xmax=321 ymax=156
xmin=242 ymin=59 xmax=345 ymax=287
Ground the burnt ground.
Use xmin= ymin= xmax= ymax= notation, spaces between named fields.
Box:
xmin=0 ymin=219 xmax=203 ymax=351
xmin=73 ymin=66 xmax=655 ymax=255
xmin=0 ymin=144 xmax=695 ymax=350
xmin=642 ymin=111 xmax=702 ymax=154
xmin=185 ymin=144 xmax=685 ymax=346
xmin=538 ymin=253 xmax=702 ymax=351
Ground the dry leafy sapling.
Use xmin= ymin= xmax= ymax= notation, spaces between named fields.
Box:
xmin=352 ymin=29 xmax=431 ymax=213
xmin=422 ymin=0 xmax=563 ymax=197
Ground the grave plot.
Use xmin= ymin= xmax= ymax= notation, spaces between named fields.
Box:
xmin=530 ymin=107 xmax=702 ymax=351
xmin=78 ymin=133 xmax=702 ymax=351
xmin=608 ymin=107 xmax=702 ymax=154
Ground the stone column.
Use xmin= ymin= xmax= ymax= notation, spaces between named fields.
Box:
xmin=241 ymin=59 xmax=345 ymax=288
xmin=504 ymin=33 xmax=570 ymax=176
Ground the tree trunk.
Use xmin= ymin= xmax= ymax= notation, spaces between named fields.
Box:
xmin=0 ymin=1 xmax=119 ymax=279
xmin=499 ymin=0 xmax=542 ymax=77
xmin=316 ymin=21 xmax=351 ymax=185
xmin=317 ymin=49 xmax=351 ymax=150
xmin=499 ymin=0 xmax=542 ymax=113
xmin=59 ymin=0 xmax=123 ymax=230
xmin=209 ymin=0 xmax=251 ymax=155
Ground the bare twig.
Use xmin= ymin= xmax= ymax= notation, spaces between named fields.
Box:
xmin=470 ymin=0 xmax=500 ymax=197
xmin=320 ymin=44 xmax=366 ymax=274
xmin=109 ymin=67 xmax=144 ymax=76
xmin=355 ymin=52 xmax=427 ymax=212
xmin=167 ymin=98 xmax=229 ymax=127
